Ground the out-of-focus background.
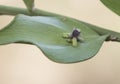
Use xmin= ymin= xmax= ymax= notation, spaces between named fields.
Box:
xmin=0 ymin=0 xmax=120 ymax=84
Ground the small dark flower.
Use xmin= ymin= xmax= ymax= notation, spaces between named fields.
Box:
xmin=71 ymin=28 xmax=80 ymax=38
xmin=62 ymin=28 xmax=83 ymax=47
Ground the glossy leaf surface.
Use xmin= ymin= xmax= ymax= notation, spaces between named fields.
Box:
xmin=0 ymin=14 xmax=109 ymax=63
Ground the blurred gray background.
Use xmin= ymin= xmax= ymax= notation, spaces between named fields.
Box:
xmin=0 ymin=0 xmax=120 ymax=84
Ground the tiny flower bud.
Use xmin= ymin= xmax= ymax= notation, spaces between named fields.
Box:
xmin=71 ymin=28 xmax=80 ymax=38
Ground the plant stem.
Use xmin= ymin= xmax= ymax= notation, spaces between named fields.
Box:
xmin=0 ymin=5 xmax=30 ymax=15
xmin=90 ymin=25 xmax=120 ymax=42
xmin=0 ymin=5 xmax=60 ymax=16
xmin=73 ymin=21 xmax=120 ymax=42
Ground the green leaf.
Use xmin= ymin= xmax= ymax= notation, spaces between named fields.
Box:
xmin=23 ymin=0 xmax=34 ymax=12
xmin=100 ymin=0 xmax=120 ymax=16
xmin=0 ymin=14 xmax=112 ymax=63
